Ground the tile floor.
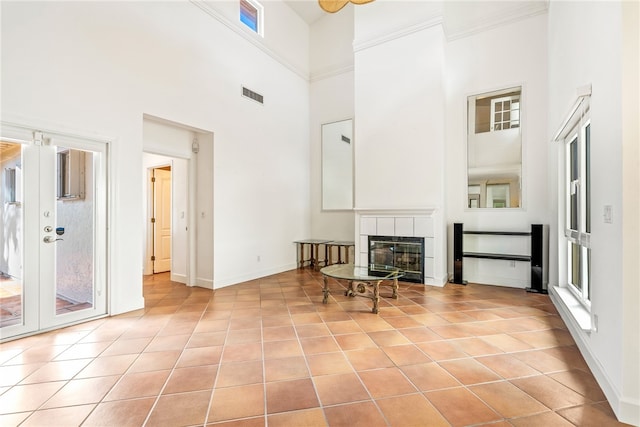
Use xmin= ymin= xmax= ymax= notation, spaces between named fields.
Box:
xmin=0 ymin=269 xmax=630 ymax=426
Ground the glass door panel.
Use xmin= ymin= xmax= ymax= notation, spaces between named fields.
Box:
xmin=54 ymin=147 xmax=95 ymax=315
xmin=0 ymin=141 xmax=24 ymax=329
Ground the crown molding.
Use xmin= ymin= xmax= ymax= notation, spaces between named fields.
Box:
xmin=443 ymin=1 xmax=548 ymax=42
xmin=353 ymin=16 xmax=443 ymax=53
xmin=189 ymin=0 xmax=309 ymax=81
xmin=310 ymin=62 xmax=354 ymax=83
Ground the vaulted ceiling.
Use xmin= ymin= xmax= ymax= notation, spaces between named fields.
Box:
xmin=284 ymin=0 xmax=549 ymax=38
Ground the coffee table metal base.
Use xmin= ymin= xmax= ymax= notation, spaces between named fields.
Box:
xmin=322 ymin=275 xmax=399 ymax=314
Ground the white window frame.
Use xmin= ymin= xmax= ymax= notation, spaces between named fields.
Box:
xmin=558 ymin=95 xmax=591 ymax=308
xmin=240 ymin=0 xmax=264 ymax=37
xmin=57 ymin=148 xmax=86 ymax=200
xmin=490 ymin=95 xmax=520 ymax=131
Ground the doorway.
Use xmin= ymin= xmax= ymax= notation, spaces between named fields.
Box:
xmin=142 ymin=115 xmax=214 ymax=289
xmin=0 ymin=127 xmax=108 ymax=341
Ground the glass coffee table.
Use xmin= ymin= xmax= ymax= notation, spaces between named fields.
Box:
xmin=320 ymin=264 xmax=403 ymax=314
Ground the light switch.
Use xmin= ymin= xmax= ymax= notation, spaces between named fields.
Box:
xmin=603 ymin=205 xmax=612 ymax=223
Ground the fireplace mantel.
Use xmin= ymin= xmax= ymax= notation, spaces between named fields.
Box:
xmin=354 ymin=207 xmax=438 ymax=216
xmin=354 ymin=207 xmax=446 ymax=286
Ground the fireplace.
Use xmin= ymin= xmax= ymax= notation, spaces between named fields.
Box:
xmin=368 ymin=235 xmax=424 ymax=283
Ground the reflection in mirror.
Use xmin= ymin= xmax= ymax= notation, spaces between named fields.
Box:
xmin=467 ymin=87 xmax=522 ymax=208
xmin=322 ymin=119 xmax=353 ymax=210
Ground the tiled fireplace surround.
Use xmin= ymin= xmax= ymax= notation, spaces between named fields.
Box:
xmin=355 ymin=209 xmax=445 ymax=286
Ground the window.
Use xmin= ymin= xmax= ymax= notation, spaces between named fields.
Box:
xmin=490 ymin=95 xmax=520 ymax=131
xmin=4 ymin=168 xmax=17 ymax=203
xmin=57 ymin=149 xmax=86 ymax=200
xmin=562 ymin=101 xmax=591 ymax=305
xmin=486 ymin=183 xmax=510 ymax=208
xmin=240 ymin=0 xmax=263 ymax=35
xmin=473 ymin=88 xmax=521 ymax=134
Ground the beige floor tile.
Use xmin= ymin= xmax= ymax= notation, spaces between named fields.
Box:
xmin=104 ymin=369 xmax=170 ymax=400
xmin=439 ymin=358 xmax=503 ymax=385
xmin=345 ymin=348 xmax=395 ymax=371
xmin=476 ymin=353 xmax=541 ymax=379
xmin=358 ymin=367 xmax=418 ymax=398
xmin=162 ymin=364 xmax=218 ymax=394
xmin=263 ymin=339 xmax=303 ymax=359
xmin=216 ymin=360 xmax=263 ymax=387
xmin=549 ymin=369 xmax=608 ymax=402
xmin=376 ymin=393 xmax=450 ymax=427
xmin=0 ymin=381 xmax=66 ymax=414
xmin=264 ymin=356 xmax=310 ymax=382
xmin=400 ymin=362 xmax=461 ymax=391
xmin=127 ymin=350 xmax=181 ymax=372
xmin=557 ymin=403 xmax=629 ymax=427
xmin=469 ymin=381 xmax=548 ymax=418
xmin=508 ymin=410 xmax=574 ymax=426
xmin=146 ymin=390 xmax=211 ymax=426
xmin=307 ymin=352 xmax=354 ymax=376
xmin=511 ymin=375 xmax=590 ymax=409
xmin=42 ymin=375 xmax=120 ymax=408
xmin=322 ymin=401 xmax=387 ymax=427
xmin=82 ymin=398 xmax=156 ymax=427
xmin=268 ymin=408 xmax=327 ymax=427
xmin=208 ymin=384 xmax=265 ymax=423
xmin=313 ymin=372 xmax=370 ymax=405
xmin=265 ymin=378 xmax=320 ymax=414
xmin=425 ymin=387 xmax=501 ymax=427
xmin=417 ymin=340 xmax=469 ymax=361
xmin=176 ymin=345 xmax=223 ymax=368
xmin=21 ymin=404 xmax=95 ymax=426
xmin=75 ymin=354 xmax=137 ymax=378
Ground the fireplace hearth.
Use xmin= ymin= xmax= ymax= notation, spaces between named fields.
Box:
xmin=368 ymin=235 xmax=425 ymax=283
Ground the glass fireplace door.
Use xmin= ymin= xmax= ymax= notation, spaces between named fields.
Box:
xmin=369 ymin=236 xmax=424 ymax=283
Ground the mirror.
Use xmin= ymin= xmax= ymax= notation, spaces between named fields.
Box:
xmin=322 ymin=119 xmax=353 ymax=210
xmin=467 ymin=87 xmax=522 ymax=208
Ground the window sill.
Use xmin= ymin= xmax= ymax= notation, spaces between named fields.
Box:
xmin=550 ymin=285 xmax=592 ymax=332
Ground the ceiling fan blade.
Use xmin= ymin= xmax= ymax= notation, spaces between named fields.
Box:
xmin=318 ymin=0 xmax=349 ymax=13
xmin=318 ymin=0 xmax=375 ymax=13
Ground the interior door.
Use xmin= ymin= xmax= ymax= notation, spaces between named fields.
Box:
xmin=153 ymin=167 xmax=172 ymax=273
xmin=0 ymin=126 xmax=107 ymax=341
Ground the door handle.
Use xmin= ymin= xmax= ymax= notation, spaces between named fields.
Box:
xmin=43 ymin=236 xmax=63 ymax=243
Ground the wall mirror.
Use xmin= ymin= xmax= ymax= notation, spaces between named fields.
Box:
xmin=322 ymin=118 xmax=353 ymax=210
xmin=467 ymin=86 xmax=522 ymax=208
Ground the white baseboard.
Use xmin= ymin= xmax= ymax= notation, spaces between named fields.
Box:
xmin=424 ymin=274 xmax=447 ymax=287
xmin=195 ymin=277 xmax=213 ymax=289
xmin=171 ymin=272 xmax=187 ymax=284
xmin=213 ymin=263 xmax=298 ymax=289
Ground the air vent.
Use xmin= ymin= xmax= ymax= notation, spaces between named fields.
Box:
xmin=242 ymin=86 xmax=264 ymax=105
xmin=341 ymin=135 xmax=351 ymax=144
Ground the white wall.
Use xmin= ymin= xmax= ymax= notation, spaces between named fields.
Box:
xmin=444 ymin=13 xmax=549 ymax=287
xmin=1 ymin=0 xmax=310 ymax=312
xmin=354 ymin=18 xmax=446 ymax=210
xmin=309 ymin=10 xmax=356 ymax=241
xmin=547 ymin=2 xmax=639 ymax=424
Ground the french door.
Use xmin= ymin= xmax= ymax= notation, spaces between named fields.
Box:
xmin=0 ymin=125 xmax=107 ymax=341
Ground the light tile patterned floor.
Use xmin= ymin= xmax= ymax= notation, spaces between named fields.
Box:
xmin=0 ymin=269 xmax=630 ymax=426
